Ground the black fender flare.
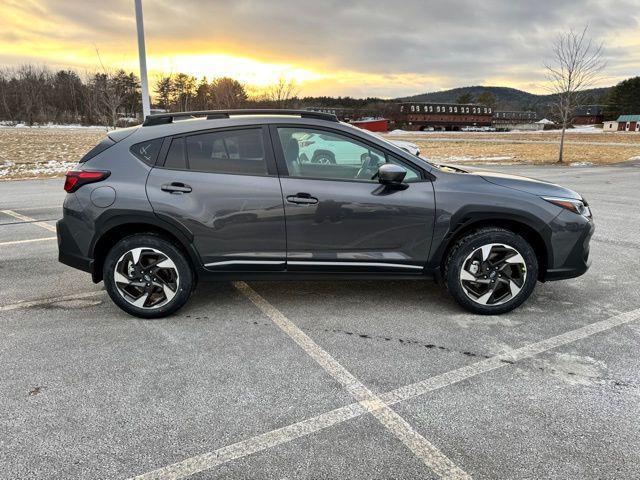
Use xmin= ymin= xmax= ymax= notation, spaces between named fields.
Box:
xmin=428 ymin=205 xmax=553 ymax=273
xmin=89 ymin=210 xmax=201 ymax=282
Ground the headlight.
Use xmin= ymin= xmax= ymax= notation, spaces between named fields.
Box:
xmin=543 ymin=196 xmax=592 ymax=217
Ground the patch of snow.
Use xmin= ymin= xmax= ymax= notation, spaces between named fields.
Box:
xmin=0 ymin=122 xmax=110 ymax=131
xmin=568 ymin=125 xmax=602 ymax=134
xmin=440 ymin=155 xmax=515 ymax=162
xmin=0 ymin=159 xmax=76 ymax=179
xmin=570 ymin=161 xmax=595 ymax=167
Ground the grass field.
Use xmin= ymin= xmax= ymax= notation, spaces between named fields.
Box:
xmin=0 ymin=126 xmax=639 ymax=180
xmin=386 ymin=130 xmax=640 ymax=165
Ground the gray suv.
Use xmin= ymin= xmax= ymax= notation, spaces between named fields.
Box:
xmin=57 ymin=110 xmax=594 ymax=318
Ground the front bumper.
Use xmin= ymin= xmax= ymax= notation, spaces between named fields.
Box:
xmin=542 ymin=212 xmax=594 ymax=281
xmin=57 ymin=219 xmax=94 ymax=274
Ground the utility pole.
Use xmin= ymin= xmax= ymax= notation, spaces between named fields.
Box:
xmin=135 ymin=0 xmax=151 ymax=119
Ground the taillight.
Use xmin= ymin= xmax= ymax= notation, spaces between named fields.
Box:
xmin=63 ymin=170 xmax=110 ymax=193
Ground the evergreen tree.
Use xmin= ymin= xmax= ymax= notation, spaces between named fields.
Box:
xmin=456 ymin=93 xmax=473 ymax=104
xmin=476 ymin=91 xmax=497 ymax=108
xmin=603 ymin=77 xmax=640 ymax=120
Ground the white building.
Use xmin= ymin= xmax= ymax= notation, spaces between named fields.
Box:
xmin=603 ymin=121 xmax=619 ymax=131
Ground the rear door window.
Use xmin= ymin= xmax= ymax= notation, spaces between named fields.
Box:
xmin=185 ymin=128 xmax=267 ymax=175
xmin=163 ymin=138 xmax=186 ymax=170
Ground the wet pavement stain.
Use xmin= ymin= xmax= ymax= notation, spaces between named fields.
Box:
xmin=322 ymin=327 xmax=495 ymax=360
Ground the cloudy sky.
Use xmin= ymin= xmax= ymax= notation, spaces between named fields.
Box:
xmin=1 ymin=0 xmax=638 ymax=97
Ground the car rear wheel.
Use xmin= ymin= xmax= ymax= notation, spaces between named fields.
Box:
xmin=103 ymin=234 xmax=193 ymax=318
xmin=311 ymin=151 xmax=336 ymax=164
xmin=445 ymin=228 xmax=538 ymax=315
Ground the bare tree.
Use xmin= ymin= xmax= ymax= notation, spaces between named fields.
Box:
xmin=0 ymin=67 xmax=13 ymax=121
xmin=265 ymin=77 xmax=298 ymax=108
xmin=15 ymin=65 xmax=49 ymax=125
xmin=95 ymin=50 xmax=128 ymax=127
xmin=544 ymin=26 xmax=605 ymax=163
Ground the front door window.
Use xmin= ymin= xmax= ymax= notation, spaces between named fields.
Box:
xmin=277 ymin=127 xmax=421 ymax=182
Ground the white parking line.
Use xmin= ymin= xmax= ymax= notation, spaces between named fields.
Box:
xmin=130 ymin=304 xmax=640 ymax=480
xmin=234 ymin=281 xmax=471 ymax=479
xmin=0 ymin=236 xmax=56 ymax=247
xmin=0 ymin=209 xmax=57 ymax=232
xmin=381 ymin=306 xmax=640 ymax=405
xmin=132 ymin=403 xmax=367 ymax=480
xmin=0 ymin=290 xmax=105 ymax=312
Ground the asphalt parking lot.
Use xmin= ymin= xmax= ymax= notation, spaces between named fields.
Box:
xmin=1 ymin=163 xmax=639 ymax=479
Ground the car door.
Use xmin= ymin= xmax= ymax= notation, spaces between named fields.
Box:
xmin=271 ymin=124 xmax=435 ymax=272
xmin=146 ymin=125 xmax=286 ymax=271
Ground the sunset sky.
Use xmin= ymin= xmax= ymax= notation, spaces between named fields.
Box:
xmin=1 ymin=0 xmax=639 ymax=98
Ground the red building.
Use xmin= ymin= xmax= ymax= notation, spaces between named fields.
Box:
xmin=350 ymin=117 xmax=389 ymax=132
xmin=572 ymin=105 xmax=604 ymax=125
xmin=399 ymin=102 xmax=493 ymax=131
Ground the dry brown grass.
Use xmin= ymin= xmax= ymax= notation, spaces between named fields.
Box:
xmin=384 ymin=130 xmax=640 ymax=165
xmin=0 ymin=127 xmax=107 ymax=164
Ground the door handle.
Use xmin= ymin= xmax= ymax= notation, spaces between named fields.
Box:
xmin=161 ymin=182 xmax=192 ymax=194
xmin=286 ymin=193 xmax=318 ymax=205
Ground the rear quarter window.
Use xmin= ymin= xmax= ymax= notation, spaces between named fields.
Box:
xmin=130 ymin=138 xmax=163 ymax=166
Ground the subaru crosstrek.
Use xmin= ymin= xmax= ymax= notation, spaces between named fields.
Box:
xmin=57 ymin=109 xmax=594 ymax=318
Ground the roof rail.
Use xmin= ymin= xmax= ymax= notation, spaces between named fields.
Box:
xmin=142 ymin=109 xmax=339 ymax=126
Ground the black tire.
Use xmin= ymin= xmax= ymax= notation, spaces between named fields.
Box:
xmin=444 ymin=228 xmax=538 ymax=315
xmin=311 ymin=151 xmax=336 ymax=164
xmin=103 ymin=234 xmax=193 ymax=319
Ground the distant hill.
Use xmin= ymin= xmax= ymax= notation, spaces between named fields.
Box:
xmin=399 ymin=85 xmax=611 ymax=115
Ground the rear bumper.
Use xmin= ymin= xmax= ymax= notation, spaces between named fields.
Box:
xmin=57 ymin=219 xmax=94 ymax=274
xmin=542 ymin=215 xmax=594 ymax=281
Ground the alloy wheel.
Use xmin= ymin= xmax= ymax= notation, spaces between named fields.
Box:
xmin=312 ymin=155 xmax=333 ymax=164
xmin=459 ymin=243 xmax=527 ymax=306
xmin=113 ymin=247 xmax=179 ymax=309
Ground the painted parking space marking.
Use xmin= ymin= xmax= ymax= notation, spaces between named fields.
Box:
xmin=380 ymin=306 xmax=640 ymax=405
xmin=130 ymin=304 xmax=640 ymax=480
xmin=233 ymin=281 xmax=471 ymax=479
xmin=131 ymin=403 xmax=367 ymax=480
xmin=0 ymin=209 xmax=57 ymax=233
xmin=0 ymin=236 xmax=56 ymax=247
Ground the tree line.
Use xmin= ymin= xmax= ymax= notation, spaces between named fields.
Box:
xmin=0 ymin=65 xmax=393 ymax=127
xmin=0 ymin=65 xmax=140 ymax=127
xmin=1 ymin=64 xmax=637 ymax=127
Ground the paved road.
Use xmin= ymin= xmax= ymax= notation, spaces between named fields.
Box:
xmin=1 ymin=164 xmax=639 ymax=479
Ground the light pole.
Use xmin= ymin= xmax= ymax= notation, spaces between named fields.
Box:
xmin=135 ymin=0 xmax=151 ymax=119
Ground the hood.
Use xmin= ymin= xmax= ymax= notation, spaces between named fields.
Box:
xmin=470 ymin=169 xmax=582 ymax=200
xmin=388 ymin=139 xmax=420 ymax=155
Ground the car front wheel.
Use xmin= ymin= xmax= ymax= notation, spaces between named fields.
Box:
xmin=103 ymin=234 xmax=193 ymax=318
xmin=445 ymin=228 xmax=538 ymax=315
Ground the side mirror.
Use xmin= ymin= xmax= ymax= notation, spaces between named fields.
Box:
xmin=377 ymin=163 xmax=407 ymax=186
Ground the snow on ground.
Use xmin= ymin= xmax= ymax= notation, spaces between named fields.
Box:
xmin=429 ymin=155 xmax=516 ymax=164
xmin=0 ymin=122 xmax=110 ymax=131
xmin=569 ymin=161 xmax=595 ymax=167
xmin=0 ymin=160 xmax=76 ymax=180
